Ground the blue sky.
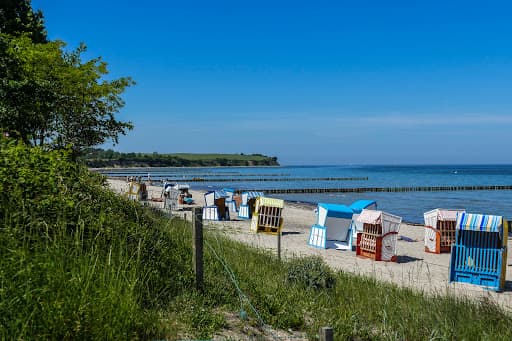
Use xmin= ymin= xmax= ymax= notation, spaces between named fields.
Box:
xmin=33 ymin=0 xmax=512 ymax=165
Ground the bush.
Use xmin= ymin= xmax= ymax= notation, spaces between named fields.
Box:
xmin=286 ymin=256 xmax=336 ymax=289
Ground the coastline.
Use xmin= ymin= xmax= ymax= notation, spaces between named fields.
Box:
xmin=89 ymin=165 xmax=281 ymax=172
xmin=106 ymin=178 xmax=512 ymax=310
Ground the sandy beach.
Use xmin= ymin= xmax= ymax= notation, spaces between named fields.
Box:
xmin=108 ymin=179 xmax=512 ymax=311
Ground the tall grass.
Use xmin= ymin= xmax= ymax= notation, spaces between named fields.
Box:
xmin=0 ymin=139 xmax=194 ymax=339
xmin=202 ymin=234 xmax=512 ymax=340
xmin=2 ymin=137 xmax=512 ymax=340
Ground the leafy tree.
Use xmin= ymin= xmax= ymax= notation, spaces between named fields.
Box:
xmin=0 ymin=0 xmax=134 ymax=157
xmin=0 ymin=0 xmax=47 ymax=43
xmin=0 ymin=35 xmax=134 ymax=156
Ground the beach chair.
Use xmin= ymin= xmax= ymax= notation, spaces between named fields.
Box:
xmin=164 ymin=188 xmax=179 ymax=215
xmin=356 ymin=209 xmax=402 ymax=262
xmin=202 ymin=190 xmax=229 ymax=221
xmin=250 ymin=197 xmax=284 ymax=234
xmin=449 ymin=213 xmax=509 ymax=291
xmin=424 ymin=209 xmax=465 ymax=253
xmin=238 ymin=191 xmax=264 ymax=219
xmin=308 ymin=203 xmax=354 ymax=250
xmin=222 ymin=188 xmax=238 ymax=213
xmin=125 ymin=181 xmax=148 ymax=201
xmin=349 ymin=200 xmax=377 ymax=249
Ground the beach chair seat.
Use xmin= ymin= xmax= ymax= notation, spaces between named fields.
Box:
xmin=250 ymin=197 xmax=284 ymax=234
xmin=356 ymin=209 xmax=402 ymax=262
xmin=424 ymin=209 xmax=465 ymax=253
xmin=449 ymin=213 xmax=508 ymax=291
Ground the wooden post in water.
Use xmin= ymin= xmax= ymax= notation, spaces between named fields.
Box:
xmin=192 ymin=207 xmax=203 ymax=290
xmin=319 ymin=326 xmax=333 ymax=341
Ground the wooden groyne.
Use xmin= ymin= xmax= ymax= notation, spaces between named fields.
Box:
xmin=239 ymin=185 xmax=512 ymax=194
xmin=179 ymin=177 xmax=369 ymax=182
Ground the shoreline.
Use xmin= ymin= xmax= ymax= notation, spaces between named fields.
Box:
xmin=106 ymin=178 xmax=512 ymax=311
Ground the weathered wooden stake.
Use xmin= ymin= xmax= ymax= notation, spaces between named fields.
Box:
xmin=277 ymin=230 xmax=281 ymax=261
xmin=192 ymin=207 xmax=203 ymax=290
xmin=319 ymin=326 xmax=333 ymax=341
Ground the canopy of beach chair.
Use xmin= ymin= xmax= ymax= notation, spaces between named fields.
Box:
xmin=357 ymin=209 xmax=402 ymax=235
xmin=349 ymin=199 xmax=377 ymax=214
xmin=456 ymin=213 xmax=503 ymax=233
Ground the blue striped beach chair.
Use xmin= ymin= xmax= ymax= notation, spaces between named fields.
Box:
xmin=449 ymin=213 xmax=509 ymax=291
xmin=238 ymin=191 xmax=264 ymax=219
xmin=222 ymin=188 xmax=238 ymax=213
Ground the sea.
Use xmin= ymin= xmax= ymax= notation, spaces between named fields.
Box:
xmin=97 ymin=164 xmax=512 ymax=224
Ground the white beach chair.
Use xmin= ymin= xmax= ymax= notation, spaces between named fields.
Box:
xmin=424 ymin=208 xmax=465 ymax=253
xmin=164 ymin=188 xmax=179 ymax=215
xmin=356 ymin=209 xmax=402 ymax=262
xmin=308 ymin=203 xmax=354 ymax=250
xmin=202 ymin=190 xmax=229 ymax=221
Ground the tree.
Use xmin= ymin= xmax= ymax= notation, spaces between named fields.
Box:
xmin=0 ymin=0 xmax=134 ymax=156
xmin=0 ymin=35 xmax=134 ymax=155
xmin=0 ymin=0 xmax=47 ymax=43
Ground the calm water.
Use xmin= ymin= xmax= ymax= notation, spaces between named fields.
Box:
xmin=98 ymin=165 xmax=512 ymax=223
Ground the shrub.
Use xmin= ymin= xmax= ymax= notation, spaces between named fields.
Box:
xmin=286 ymin=256 xmax=336 ymax=289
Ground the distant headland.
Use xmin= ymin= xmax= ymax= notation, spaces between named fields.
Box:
xmin=83 ymin=148 xmax=280 ymax=167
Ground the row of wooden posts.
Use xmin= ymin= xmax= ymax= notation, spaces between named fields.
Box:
xmin=177 ymin=176 xmax=369 ymax=182
xmin=239 ymin=184 xmax=512 ymax=194
xmin=165 ymin=173 xmax=292 ymax=178
xmin=190 ymin=207 xmax=332 ymax=340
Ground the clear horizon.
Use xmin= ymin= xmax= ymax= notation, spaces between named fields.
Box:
xmin=34 ymin=1 xmax=512 ymax=165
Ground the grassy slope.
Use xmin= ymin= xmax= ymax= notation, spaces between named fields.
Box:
xmin=2 ymin=139 xmax=512 ymax=340
xmin=170 ymin=153 xmax=272 ymax=161
xmin=84 ymin=150 xmax=279 ymax=167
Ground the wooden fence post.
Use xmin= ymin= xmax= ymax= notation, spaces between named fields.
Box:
xmin=319 ymin=326 xmax=333 ymax=341
xmin=277 ymin=230 xmax=281 ymax=261
xmin=192 ymin=207 xmax=203 ymax=290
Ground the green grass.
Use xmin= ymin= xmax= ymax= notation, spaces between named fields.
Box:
xmin=2 ymin=138 xmax=512 ymax=340
xmin=201 ymin=233 xmax=512 ymax=340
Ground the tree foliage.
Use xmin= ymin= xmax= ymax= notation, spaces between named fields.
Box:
xmin=0 ymin=0 xmax=46 ymax=43
xmin=0 ymin=1 xmax=134 ymax=156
